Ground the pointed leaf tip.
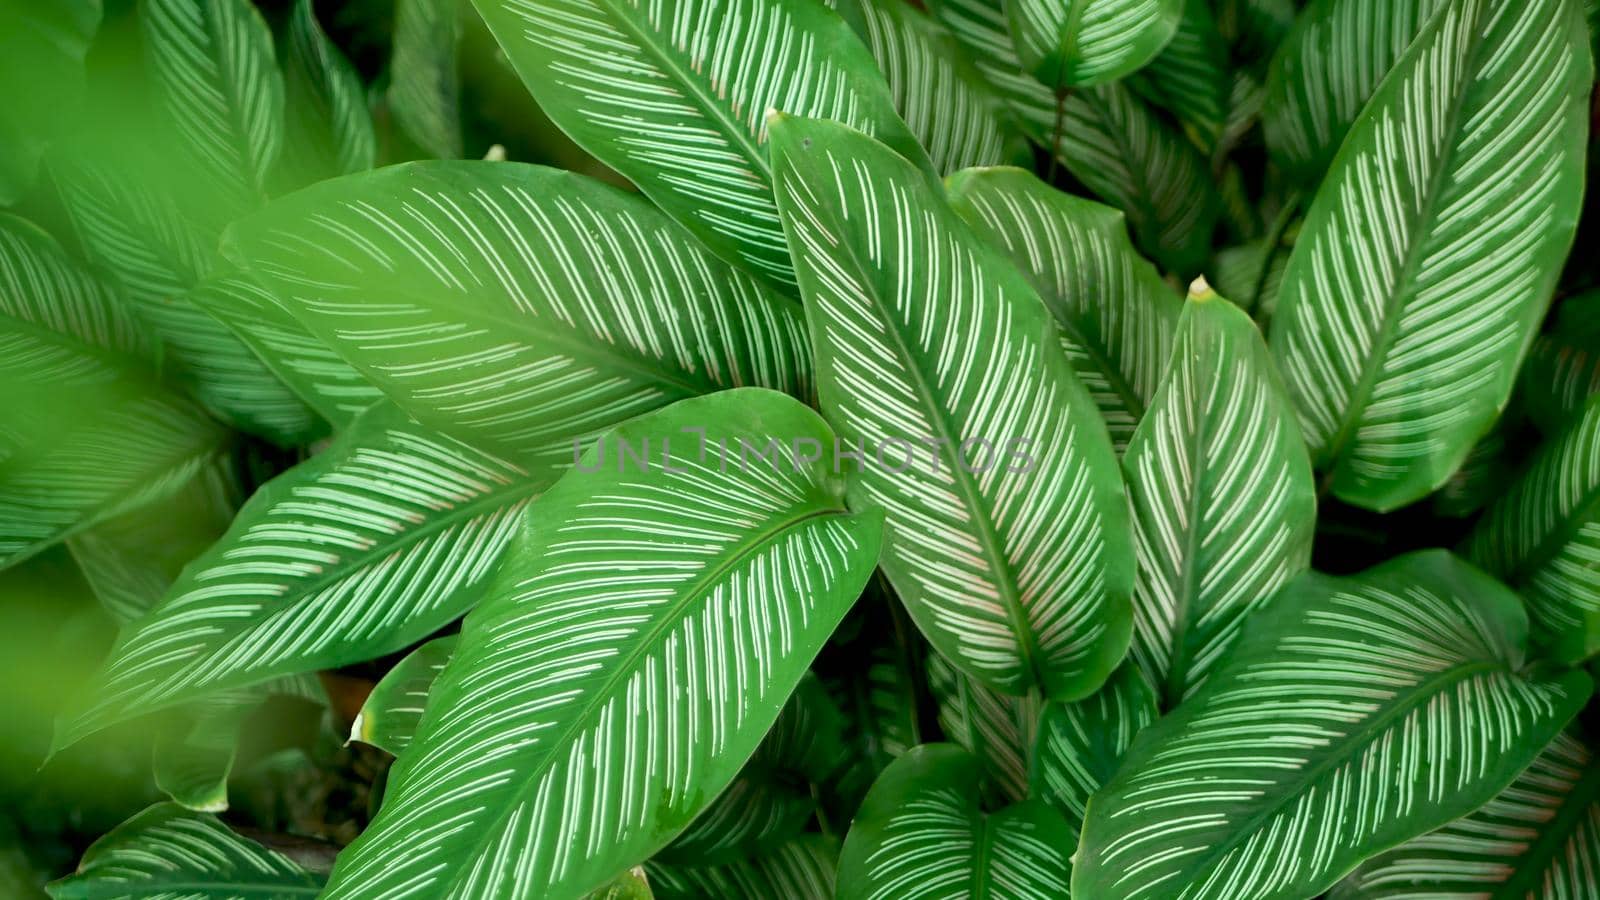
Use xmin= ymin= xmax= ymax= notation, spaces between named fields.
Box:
xmin=1188 ymin=276 xmax=1216 ymax=301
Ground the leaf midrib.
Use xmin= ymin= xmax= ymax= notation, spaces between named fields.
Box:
xmin=1502 ymin=467 xmax=1600 ymax=588
xmin=1159 ymin=356 xmax=1210 ymax=705
xmin=1490 ymin=747 xmax=1600 ymax=899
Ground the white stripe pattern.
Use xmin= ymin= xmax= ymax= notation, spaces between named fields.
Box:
xmin=1518 ymin=291 xmax=1600 ymax=434
xmin=647 ymin=835 xmax=838 ymax=899
xmin=927 ymin=652 xmax=1035 ymax=804
xmin=280 ymin=0 xmax=377 ymax=185
xmin=1132 ymin=0 xmax=1230 ymax=151
xmin=1007 ymin=0 xmax=1182 ymax=88
xmin=387 ymin=0 xmax=463 ymax=159
xmin=353 ymin=634 xmax=459 ymax=756
xmin=1033 ymin=663 xmax=1156 ymax=832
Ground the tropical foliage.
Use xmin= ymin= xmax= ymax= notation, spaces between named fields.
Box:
xmin=0 ymin=0 xmax=1597 ymax=898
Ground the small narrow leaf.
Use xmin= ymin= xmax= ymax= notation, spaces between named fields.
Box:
xmin=1519 ymin=290 xmax=1600 ymax=434
xmin=388 ymin=0 xmax=463 ymax=159
xmin=351 ymin=635 xmax=459 ymax=756
xmin=1030 ymin=663 xmax=1155 ymax=834
xmin=279 ymin=0 xmax=377 ymax=186
xmin=927 ymin=654 xmax=1034 ymax=805
xmin=1004 ymin=0 xmax=1183 ymax=89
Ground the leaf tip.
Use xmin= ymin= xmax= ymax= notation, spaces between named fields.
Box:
xmin=1188 ymin=276 xmax=1216 ymax=302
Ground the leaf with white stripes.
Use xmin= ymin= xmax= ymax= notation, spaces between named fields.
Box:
xmin=470 ymin=0 xmax=929 ymax=293
xmin=278 ymin=0 xmax=376 ymax=187
xmin=0 ymin=214 xmax=227 ymax=570
xmin=1030 ymin=663 xmax=1155 ymax=834
xmin=222 ymin=161 xmax=811 ymax=463
xmin=927 ymin=653 xmax=1034 ymax=805
xmin=948 ymin=166 xmax=1182 ymax=451
xmin=1262 ymin=0 xmax=1448 ymax=182
xmin=1465 ymin=395 xmax=1600 ymax=664
xmin=1268 ymin=0 xmax=1592 ymax=512
xmin=835 ymin=0 xmax=1029 ymax=175
xmin=772 ymin=114 xmax=1133 ymax=703
xmin=53 ymin=403 xmax=554 ymax=750
xmin=320 ymin=389 xmax=883 ymax=899
xmin=1331 ymin=729 xmax=1600 ymax=900
xmin=45 ymin=803 xmax=324 ymax=899
xmin=836 ymin=743 xmax=1074 ymax=900
xmin=351 ymin=635 xmax=459 ymax=756
xmin=388 ymin=0 xmax=463 ymax=159
xmin=1004 ymin=0 xmax=1183 ymax=89
xmin=926 ymin=0 xmax=1218 ymax=274
xmin=1131 ymin=0 xmax=1231 ymax=153
xmin=1520 ymin=290 xmax=1600 ymax=435
xmin=1073 ymin=551 xmax=1593 ymax=900
xmin=1124 ymin=284 xmax=1315 ymax=706
xmin=647 ymin=835 xmax=838 ymax=900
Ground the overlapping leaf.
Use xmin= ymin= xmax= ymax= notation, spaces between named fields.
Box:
xmin=647 ymin=836 xmax=838 ymax=900
xmin=1269 ymin=0 xmax=1592 ymax=511
xmin=1133 ymin=0 xmax=1231 ymax=153
xmin=321 ymin=390 xmax=883 ymax=899
xmin=1030 ymin=663 xmax=1154 ymax=834
xmin=351 ymin=634 xmax=458 ymax=756
xmin=926 ymin=653 xmax=1034 ymax=805
xmin=1519 ymin=290 xmax=1600 ymax=434
xmin=771 ymin=114 xmax=1133 ymax=702
xmin=223 ymin=161 xmax=812 ymax=462
xmin=1004 ymin=0 xmax=1182 ymax=89
xmin=388 ymin=0 xmax=463 ymax=159
xmin=278 ymin=0 xmax=376 ymax=187
xmin=1074 ymin=551 xmax=1592 ymax=900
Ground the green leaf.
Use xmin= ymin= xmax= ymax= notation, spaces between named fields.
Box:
xmin=1029 ymin=662 xmax=1155 ymax=834
xmin=46 ymin=803 xmax=324 ymax=899
xmin=646 ymin=835 xmax=838 ymax=900
xmin=926 ymin=653 xmax=1034 ymax=805
xmin=1519 ymin=290 xmax=1600 ymax=435
xmin=836 ymin=744 xmax=1074 ymax=899
xmin=1073 ymin=551 xmax=1593 ymax=900
xmin=351 ymin=635 xmax=459 ymax=756
xmin=0 ymin=0 xmax=100 ymax=203
xmin=1124 ymin=284 xmax=1315 ymax=706
xmin=947 ymin=166 xmax=1181 ymax=451
xmin=278 ymin=0 xmax=377 ymax=187
xmin=0 ymin=215 xmax=227 ymax=570
xmin=590 ymin=867 xmax=654 ymax=900
xmin=1214 ymin=0 xmax=1295 ymax=64
xmin=1332 ymin=729 xmax=1600 ymax=900
xmin=1268 ymin=0 xmax=1593 ymax=512
xmin=1004 ymin=0 xmax=1182 ymax=89
xmin=1131 ymin=0 xmax=1231 ymax=153
xmin=222 ymin=161 xmax=812 ymax=462
xmin=1263 ymin=0 xmax=1447 ymax=182
xmin=1466 ymin=395 xmax=1600 ymax=664
xmin=54 ymin=403 xmax=554 ymax=750
xmin=152 ymin=696 xmax=251 ymax=813
xmin=388 ymin=0 xmax=463 ymax=159
xmin=1431 ymin=422 xmax=1507 ymax=519
xmin=771 ymin=113 xmax=1133 ymax=702
xmin=320 ymin=389 xmax=883 ymax=899
xmin=836 ymin=0 xmax=1028 ymax=175
xmin=468 ymin=0 xmax=929 ymax=293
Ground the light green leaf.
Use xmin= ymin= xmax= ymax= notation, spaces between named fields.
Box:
xmin=46 ymin=803 xmax=324 ymax=899
xmin=0 ymin=0 xmax=100 ymax=203
xmin=646 ymin=835 xmax=838 ymax=900
xmin=1466 ymin=395 xmax=1600 ymax=664
xmin=1030 ymin=662 xmax=1154 ymax=834
xmin=926 ymin=653 xmax=1034 ymax=805
xmin=836 ymin=0 xmax=1028 ymax=175
xmin=388 ymin=0 xmax=463 ymax=159
xmin=54 ymin=403 xmax=553 ymax=750
xmin=1124 ymin=284 xmax=1315 ymax=706
xmin=1004 ymin=0 xmax=1182 ymax=89
xmin=152 ymin=696 xmax=251 ymax=813
xmin=836 ymin=744 xmax=1074 ymax=900
xmin=1074 ymin=551 xmax=1593 ymax=900
xmin=1332 ymin=730 xmax=1600 ymax=900
xmin=590 ymin=867 xmax=654 ymax=900
xmin=0 ymin=215 xmax=226 ymax=570
xmin=1132 ymin=0 xmax=1231 ymax=153
xmin=320 ymin=389 xmax=883 ymax=900
xmin=947 ymin=166 xmax=1181 ymax=451
xmin=469 ymin=0 xmax=929 ymax=293
xmin=351 ymin=635 xmax=459 ymax=756
xmin=279 ymin=0 xmax=377 ymax=187
xmin=772 ymin=114 xmax=1133 ymax=702
xmin=222 ymin=161 xmax=812 ymax=462
xmin=1519 ymin=290 xmax=1600 ymax=435
xmin=1263 ymin=0 xmax=1447 ymax=182
xmin=1268 ymin=0 xmax=1593 ymax=512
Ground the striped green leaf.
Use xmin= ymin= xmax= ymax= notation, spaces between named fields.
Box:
xmin=1124 ymin=284 xmax=1315 ymax=706
xmin=1332 ymin=730 xmax=1600 ymax=900
xmin=948 ymin=166 xmax=1181 ymax=451
xmin=321 ymin=389 xmax=883 ymax=899
xmin=1030 ymin=663 xmax=1155 ymax=834
xmin=223 ymin=161 xmax=811 ymax=462
xmin=836 ymin=744 xmax=1074 ymax=899
xmin=646 ymin=835 xmax=838 ymax=900
xmin=351 ymin=635 xmax=459 ymax=756
xmin=836 ymin=0 xmax=1028 ymax=174
xmin=46 ymin=803 xmax=324 ymax=899
xmin=1132 ymin=0 xmax=1231 ymax=153
xmin=1466 ymin=395 xmax=1600 ymax=664
xmin=0 ymin=215 xmax=227 ymax=570
xmin=927 ymin=653 xmax=1034 ymax=805
xmin=469 ymin=0 xmax=928 ymax=293
xmin=1074 ymin=551 xmax=1593 ymax=900
xmin=1004 ymin=0 xmax=1182 ymax=89
xmin=927 ymin=0 xmax=1218 ymax=273
xmin=771 ymin=114 xmax=1133 ymax=702
xmin=54 ymin=403 xmax=553 ymax=750
xmin=388 ymin=0 xmax=463 ymax=159
xmin=0 ymin=0 xmax=99 ymax=203
xmin=1519 ymin=290 xmax=1600 ymax=435
xmin=278 ymin=0 xmax=377 ymax=187
xmin=1263 ymin=0 xmax=1447 ymax=182
xmin=1268 ymin=0 xmax=1593 ymax=512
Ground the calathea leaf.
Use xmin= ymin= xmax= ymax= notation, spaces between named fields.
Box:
xmin=1029 ymin=662 xmax=1155 ymax=835
xmin=947 ymin=166 xmax=1181 ymax=452
xmin=1268 ymin=0 xmax=1592 ymax=512
xmin=1004 ymin=0 xmax=1183 ymax=89
xmin=1131 ymin=0 xmax=1231 ymax=154
xmin=0 ymin=0 xmax=99 ymax=204
xmin=278 ymin=0 xmax=377 ymax=188
xmin=1465 ymin=395 xmax=1600 ymax=664
xmin=646 ymin=835 xmax=838 ymax=900
xmin=1432 ymin=422 xmax=1507 ymax=519
xmin=320 ymin=389 xmax=883 ymax=899
xmin=0 ymin=214 xmax=227 ymax=570
xmin=387 ymin=0 xmax=463 ymax=159
xmin=1331 ymin=729 xmax=1600 ymax=900
xmin=1519 ymin=289 xmax=1600 ymax=435
xmin=45 ymin=803 xmax=324 ymax=899
xmin=836 ymin=743 xmax=1074 ymax=900
xmin=1124 ymin=282 xmax=1315 ymax=706
xmin=1074 ymin=550 xmax=1593 ymax=900
xmin=771 ymin=114 xmax=1133 ymax=703
xmin=470 ymin=0 xmax=929 ymax=293
xmin=53 ymin=403 xmax=552 ymax=750
xmin=222 ymin=161 xmax=812 ymax=462
xmin=351 ymin=635 xmax=459 ymax=756
xmin=927 ymin=653 xmax=1034 ymax=805
xmin=835 ymin=0 xmax=1029 ymax=175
